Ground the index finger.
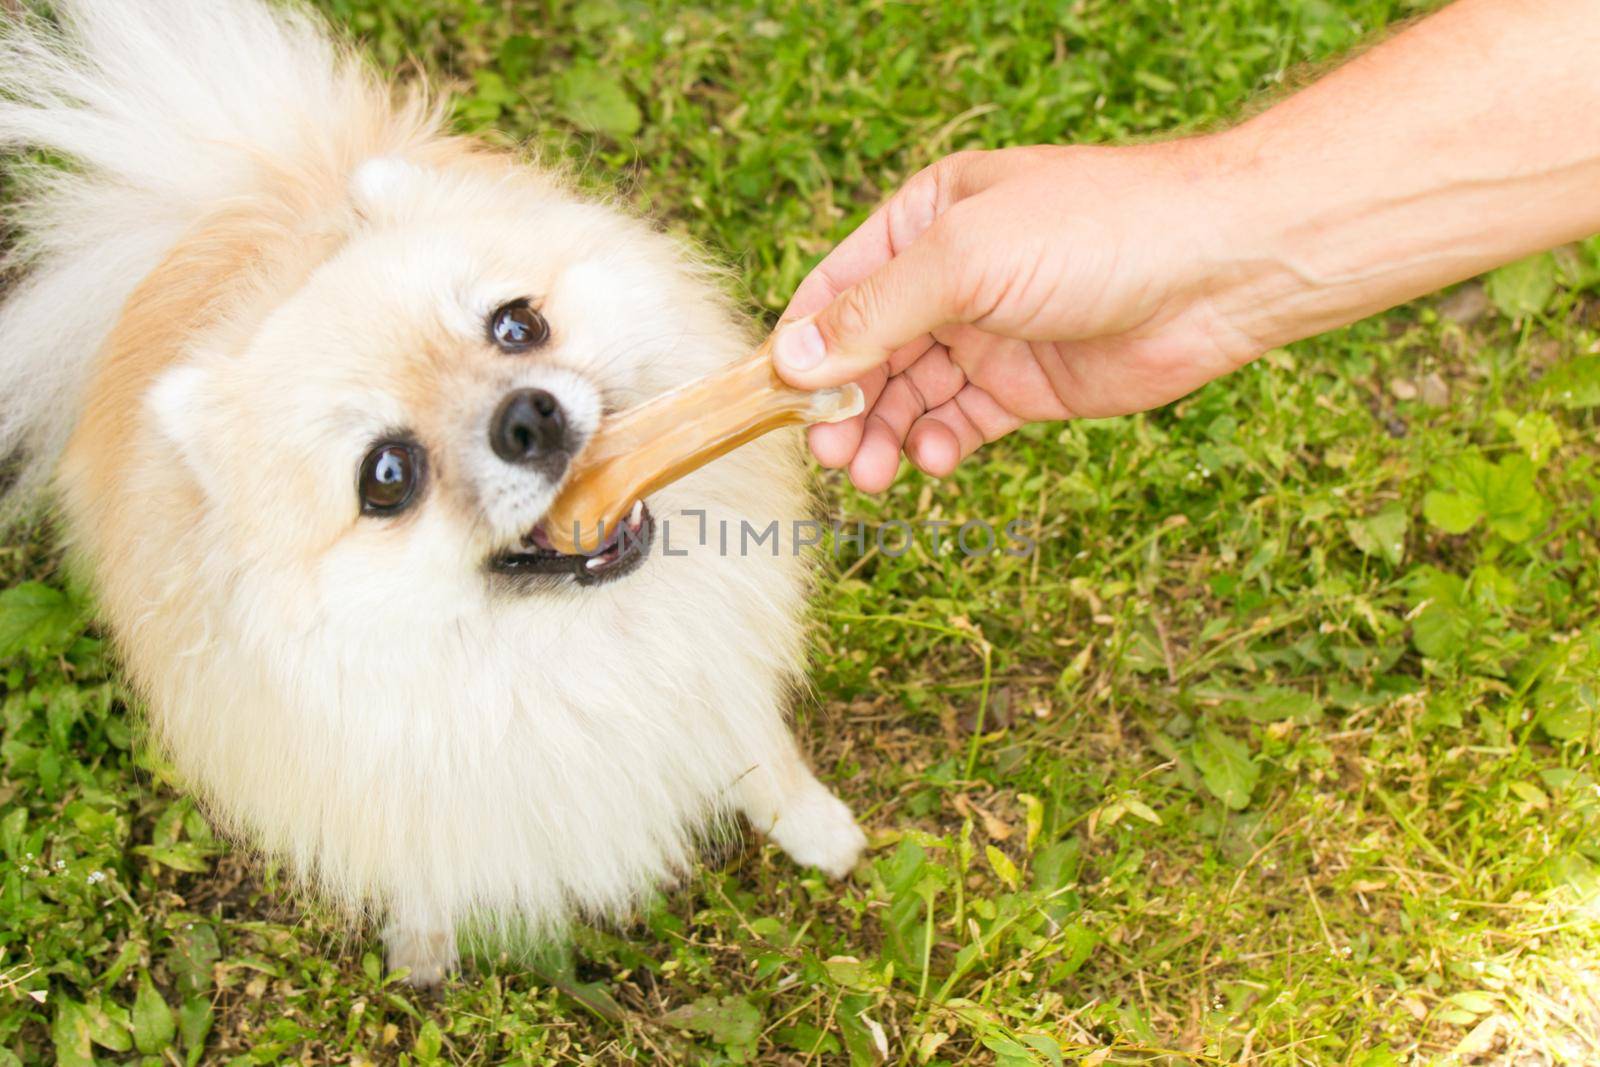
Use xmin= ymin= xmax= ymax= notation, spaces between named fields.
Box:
xmin=781 ymin=152 xmax=981 ymax=322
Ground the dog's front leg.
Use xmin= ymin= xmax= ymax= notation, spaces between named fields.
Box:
xmin=735 ymin=735 xmax=867 ymax=879
xmin=382 ymin=907 xmax=459 ymax=988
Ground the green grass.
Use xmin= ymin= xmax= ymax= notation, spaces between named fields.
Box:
xmin=4 ymin=0 xmax=1600 ymax=1063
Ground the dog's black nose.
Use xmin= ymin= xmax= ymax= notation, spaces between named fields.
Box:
xmin=490 ymin=388 xmax=568 ymax=467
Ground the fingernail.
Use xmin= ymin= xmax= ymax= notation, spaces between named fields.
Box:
xmin=775 ymin=321 xmax=826 ymax=372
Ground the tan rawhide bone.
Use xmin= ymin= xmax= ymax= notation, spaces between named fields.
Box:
xmin=543 ymin=330 xmax=864 ymax=554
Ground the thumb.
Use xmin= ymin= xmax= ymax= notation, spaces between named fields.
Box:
xmin=772 ymin=221 xmax=963 ymax=390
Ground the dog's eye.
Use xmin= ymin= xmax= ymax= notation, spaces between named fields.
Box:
xmin=358 ymin=442 xmax=422 ymax=515
xmin=490 ymin=299 xmax=549 ymax=351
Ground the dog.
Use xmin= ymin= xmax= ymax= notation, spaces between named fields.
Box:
xmin=0 ymin=0 xmax=866 ymax=984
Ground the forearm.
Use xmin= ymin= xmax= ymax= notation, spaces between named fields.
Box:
xmin=1201 ymin=0 xmax=1600 ymax=351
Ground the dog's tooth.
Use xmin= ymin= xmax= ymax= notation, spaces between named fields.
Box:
xmin=585 ymin=556 xmax=607 ymax=572
xmin=629 ymin=500 xmax=644 ymax=527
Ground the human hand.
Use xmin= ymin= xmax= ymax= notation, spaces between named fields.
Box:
xmin=774 ymin=142 xmax=1261 ymax=492
xmin=779 ymin=0 xmax=1600 ymax=494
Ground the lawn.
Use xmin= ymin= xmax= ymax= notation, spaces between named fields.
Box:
xmin=3 ymin=0 xmax=1599 ymax=1063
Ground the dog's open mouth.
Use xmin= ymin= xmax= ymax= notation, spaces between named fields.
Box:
xmin=488 ymin=501 xmax=655 ymax=586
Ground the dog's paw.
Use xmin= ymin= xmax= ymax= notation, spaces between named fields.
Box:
xmin=769 ymin=784 xmax=867 ymax=879
xmin=382 ymin=924 xmax=459 ymax=988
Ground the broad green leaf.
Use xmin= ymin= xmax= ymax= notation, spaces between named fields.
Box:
xmin=178 ymin=995 xmax=213 ymax=1067
xmin=1485 ymin=252 xmax=1556 ymax=318
xmin=1540 ymin=699 xmax=1596 ymax=740
xmin=413 ymin=1019 xmax=443 ymax=1063
xmin=1525 ymin=627 xmax=1600 ymax=739
xmin=777 ymin=1024 xmax=841 ymax=1056
xmin=983 ymin=1035 xmax=1042 ymax=1067
xmin=1423 ymin=490 xmax=1481 ymax=534
xmin=1480 ymin=456 xmax=1545 ymax=542
xmin=1122 ymin=799 xmax=1162 ymax=825
xmin=822 ymin=956 xmax=872 ymax=989
xmin=0 ymin=581 xmax=85 ymax=659
xmin=986 ymin=844 xmax=1019 ymax=889
xmin=1469 ymin=564 xmax=1520 ymax=608
xmin=1540 ymin=354 xmax=1600 ymax=409
xmin=51 ymin=999 xmax=96 ymax=1067
xmin=1537 ymin=672 xmax=1598 ymax=740
xmin=134 ymin=843 xmax=215 ymax=873
xmin=1425 ymin=453 xmax=1546 ymax=542
xmin=1192 ymin=724 xmax=1258 ymax=810
xmin=1493 ymin=409 xmax=1562 ymax=465
xmin=83 ymin=994 xmax=132 ymax=1052
xmin=660 ymin=995 xmax=762 ymax=1048
xmin=1020 ymin=1032 xmax=1065 ymax=1067
xmin=837 ymin=995 xmax=887 ymax=1067
xmin=1421 ymin=693 xmax=1465 ymax=730
xmin=98 ymin=939 xmax=142 ymax=989
xmin=133 ymin=972 xmax=176 ymax=1054
xmin=1346 ymin=504 xmax=1408 ymax=565
xmin=1412 ymin=600 xmax=1470 ymax=660
xmin=1057 ymin=924 xmax=1098 ymax=975
xmin=166 ymin=922 xmax=221 ymax=996
xmin=1509 ymin=781 xmax=1548 ymax=806
xmin=1231 ymin=686 xmax=1322 ymax=724
xmin=1031 ymin=839 xmax=1079 ymax=893
xmin=1448 ymin=991 xmax=1496 ymax=1015
xmin=555 ymin=63 xmax=641 ymax=139
xmin=1556 ymin=235 xmax=1600 ymax=289
xmin=916 ymin=1031 xmax=950 ymax=1063
xmin=1 ymin=807 xmax=27 ymax=859
xmin=1019 ymin=793 xmax=1044 ymax=851
xmin=1409 ymin=568 xmax=1470 ymax=661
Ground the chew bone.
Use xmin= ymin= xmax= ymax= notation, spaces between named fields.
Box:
xmin=543 ymin=332 xmax=863 ymax=554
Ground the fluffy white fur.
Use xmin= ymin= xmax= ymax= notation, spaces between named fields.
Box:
xmin=0 ymin=0 xmax=865 ymax=984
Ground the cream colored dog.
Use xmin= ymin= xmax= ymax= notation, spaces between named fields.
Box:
xmin=0 ymin=0 xmax=864 ymax=984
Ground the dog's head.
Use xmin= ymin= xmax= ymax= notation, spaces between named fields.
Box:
xmin=144 ymin=155 xmax=754 ymax=621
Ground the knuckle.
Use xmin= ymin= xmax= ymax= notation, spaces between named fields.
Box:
xmin=905 ymin=150 xmax=985 ymax=229
xmin=933 ymin=149 xmax=994 ymax=199
xmin=941 ymin=148 xmax=986 ymax=173
xmin=935 ymin=148 xmax=986 ymax=178
xmin=892 ymin=167 xmax=945 ymax=245
xmin=826 ymin=285 xmax=881 ymax=348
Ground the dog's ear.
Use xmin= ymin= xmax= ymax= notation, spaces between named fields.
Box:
xmin=147 ymin=362 xmax=223 ymax=499
xmin=350 ymin=156 xmax=427 ymax=222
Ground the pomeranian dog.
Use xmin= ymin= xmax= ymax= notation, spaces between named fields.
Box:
xmin=0 ymin=0 xmax=865 ymax=983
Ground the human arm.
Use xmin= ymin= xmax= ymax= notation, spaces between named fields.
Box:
xmin=775 ymin=0 xmax=1600 ymax=490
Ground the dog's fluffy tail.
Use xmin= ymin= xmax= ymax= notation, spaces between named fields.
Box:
xmin=0 ymin=0 xmax=437 ymax=518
